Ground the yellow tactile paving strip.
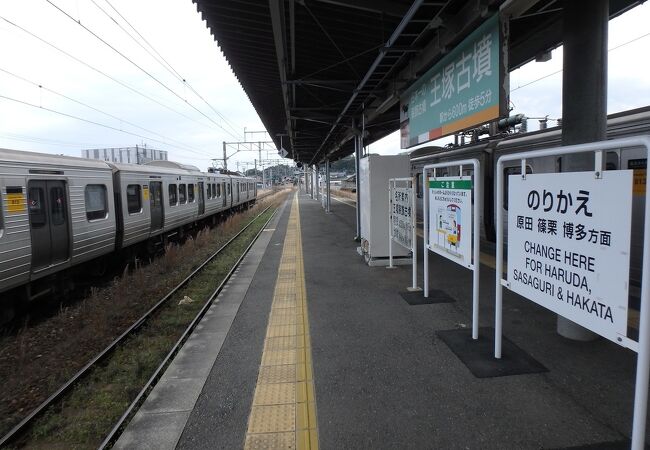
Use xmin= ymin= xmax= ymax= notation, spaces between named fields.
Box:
xmin=244 ymin=194 xmax=319 ymax=450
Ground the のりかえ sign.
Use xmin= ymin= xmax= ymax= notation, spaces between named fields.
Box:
xmin=429 ymin=177 xmax=473 ymax=267
xmin=507 ymin=171 xmax=633 ymax=345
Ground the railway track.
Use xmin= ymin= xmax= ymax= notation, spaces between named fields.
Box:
xmin=0 ymin=199 xmax=280 ymax=448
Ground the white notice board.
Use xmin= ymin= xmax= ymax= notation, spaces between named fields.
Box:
xmin=507 ymin=170 xmax=633 ymax=345
xmin=428 ymin=176 xmax=473 ymax=268
xmin=391 ymin=185 xmax=413 ymax=250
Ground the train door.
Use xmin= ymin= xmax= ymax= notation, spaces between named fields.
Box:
xmin=27 ymin=180 xmax=70 ymax=270
xmin=149 ymin=181 xmax=163 ymax=230
xmin=222 ymin=181 xmax=227 ymax=207
xmin=198 ymin=182 xmax=205 ymax=215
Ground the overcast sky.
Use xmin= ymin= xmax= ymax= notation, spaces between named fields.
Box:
xmin=0 ymin=1 xmax=649 ymax=170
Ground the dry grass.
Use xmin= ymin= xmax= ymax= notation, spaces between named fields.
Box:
xmin=0 ymin=189 xmax=290 ymax=439
xmin=333 ymin=187 xmax=357 ymax=200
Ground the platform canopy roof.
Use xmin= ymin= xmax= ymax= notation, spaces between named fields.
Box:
xmin=193 ymin=0 xmax=640 ymax=164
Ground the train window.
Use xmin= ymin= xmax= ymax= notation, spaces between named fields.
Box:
xmin=28 ymin=187 xmax=46 ymax=227
xmin=188 ymin=183 xmax=195 ymax=202
xmin=179 ymin=184 xmax=187 ymax=204
xmin=227 ymin=184 xmax=231 ymax=195
xmin=216 ymin=184 xmax=221 ymax=197
xmin=85 ymin=185 xmax=108 ymax=221
xmin=503 ymin=166 xmax=532 ymax=210
xmin=606 ymin=151 xmax=619 ymax=170
xmin=169 ymin=184 xmax=178 ymax=206
xmin=151 ymin=184 xmax=162 ymax=207
xmin=207 ymin=184 xmax=212 ymax=199
xmin=126 ymin=184 xmax=142 ymax=214
xmin=212 ymin=183 xmax=216 ymax=197
xmin=50 ymin=186 xmax=65 ymax=225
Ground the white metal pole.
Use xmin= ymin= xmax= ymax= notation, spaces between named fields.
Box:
xmin=315 ymin=164 xmax=320 ymax=202
xmin=495 ymin=159 xmax=504 ymax=358
xmin=412 ymin=177 xmax=418 ymax=290
xmin=326 ymin=160 xmax=331 ymax=212
xmin=388 ymin=180 xmax=394 ymax=268
xmin=423 ymin=167 xmax=429 ymax=298
xmin=632 ymin=153 xmax=650 ymax=449
xmin=472 ymin=161 xmax=481 ymax=340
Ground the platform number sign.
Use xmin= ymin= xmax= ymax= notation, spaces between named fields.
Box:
xmin=507 ymin=171 xmax=633 ymax=346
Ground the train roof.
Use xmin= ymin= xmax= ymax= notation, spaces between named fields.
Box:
xmin=495 ymin=105 xmax=650 ymax=152
xmin=407 ymin=106 xmax=650 ymax=160
xmin=0 ymin=148 xmax=113 ymax=170
xmin=410 ymin=140 xmax=494 ymax=162
xmin=109 ymin=161 xmax=199 ymax=176
xmin=146 ymin=160 xmax=201 ymax=172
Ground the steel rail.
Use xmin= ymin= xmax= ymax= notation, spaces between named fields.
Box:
xmin=99 ymin=204 xmax=279 ymax=448
xmin=0 ymin=201 xmax=277 ymax=448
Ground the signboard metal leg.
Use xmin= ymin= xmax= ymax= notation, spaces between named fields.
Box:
xmin=632 ymin=174 xmax=650 ymax=449
xmin=423 ymin=168 xmax=429 ymax=298
xmin=495 ymin=161 xmax=504 ymax=359
xmin=388 ymin=182 xmax=394 ymax=269
xmin=411 ymin=177 xmax=419 ymax=290
xmin=326 ymin=160 xmax=331 ymax=212
xmin=354 ymin=133 xmax=361 ymax=240
xmin=472 ymin=163 xmax=481 ymax=340
xmin=632 ymin=284 xmax=650 ymax=450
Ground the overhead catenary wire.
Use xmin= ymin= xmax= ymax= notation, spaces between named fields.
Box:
xmin=0 ymin=93 xmax=211 ymax=161
xmin=0 ymin=15 xmax=217 ymax=133
xmin=0 ymin=132 xmax=102 ymax=149
xmin=0 ymin=66 xmax=207 ymax=155
xmin=512 ymin=30 xmax=650 ymax=92
xmin=46 ymin=0 xmax=241 ymax=141
xmin=94 ymin=0 xmax=244 ymax=139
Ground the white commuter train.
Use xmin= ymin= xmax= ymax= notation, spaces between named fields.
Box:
xmin=0 ymin=148 xmax=257 ymax=302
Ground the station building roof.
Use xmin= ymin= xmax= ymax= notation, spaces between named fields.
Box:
xmin=192 ymin=0 xmax=641 ymax=164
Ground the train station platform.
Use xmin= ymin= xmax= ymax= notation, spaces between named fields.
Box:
xmin=115 ymin=190 xmax=645 ymax=449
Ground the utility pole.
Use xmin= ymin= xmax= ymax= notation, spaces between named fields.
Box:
xmin=222 ymin=141 xmax=227 ymax=170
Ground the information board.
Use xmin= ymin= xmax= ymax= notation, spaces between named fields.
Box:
xmin=391 ymin=186 xmax=413 ymax=250
xmin=400 ymin=14 xmax=506 ymax=148
xmin=428 ymin=177 xmax=473 ymax=267
xmin=507 ymin=171 xmax=633 ymax=344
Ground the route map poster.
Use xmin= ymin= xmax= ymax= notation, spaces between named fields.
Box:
xmin=428 ymin=177 xmax=472 ymax=267
xmin=507 ymin=171 xmax=633 ymax=345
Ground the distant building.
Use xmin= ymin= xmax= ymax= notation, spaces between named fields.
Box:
xmin=81 ymin=146 xmax=168 ymax=164
xmin=341 ymin=174 xmax=356 ymax=191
